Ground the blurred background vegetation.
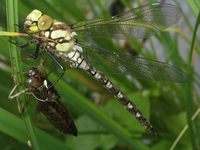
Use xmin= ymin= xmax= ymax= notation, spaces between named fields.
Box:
xmin=0 ymin=0 xmax=200 ymax=150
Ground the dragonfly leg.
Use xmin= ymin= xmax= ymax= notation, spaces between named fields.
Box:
xmin=8 ymin=83 xmax=29 ymax=99
xmin=8 ymin=83 xmax=31 ymax=114
xmin=47 ymin=61 xmax=58 ymax=77
xmin=46 ymin=51 xmax=65 ymax=89
xmin=9 ymin=39 xmax=40 ymax=59
xmin=8 ymin=88 xmax=29 ymax=99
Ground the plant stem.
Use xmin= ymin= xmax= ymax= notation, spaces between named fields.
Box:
xmin=184 ymin=10 xmax=200 ymax=150
xmin=6 ymin=0 xmax=40 ymax=149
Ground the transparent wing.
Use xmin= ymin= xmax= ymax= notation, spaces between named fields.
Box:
xmin=78 ymin=42 xmax=190 ymax=83
xmin=72 ymin=3 xmax=181 ymax=39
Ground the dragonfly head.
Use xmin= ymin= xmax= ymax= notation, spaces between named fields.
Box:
xmin=26 ymin=67 xmax=46 ymax=88
xmin=24 ymin=9 xmax=53 ymax=34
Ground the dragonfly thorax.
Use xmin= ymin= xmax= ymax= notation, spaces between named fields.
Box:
xmin=40 ymin=23 xmax=76 ymax=53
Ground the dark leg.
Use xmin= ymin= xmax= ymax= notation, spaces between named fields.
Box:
xmin=47 ymin=62 xmax=57 ymax=77
xmin=34 ymin=44 xmax=41 ymax=59
xmin=10 ymin=39 xmax=38 ymax=48
xmin=9 ymin=39 xmax=40 ymax=59
xmin=46 ymin=51 xmax=65 ymax=89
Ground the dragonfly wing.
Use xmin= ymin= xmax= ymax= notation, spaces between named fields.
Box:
xmin=78 ymin=42 xmax=190 ymax=83
xmin=72 ymin=3 xmax=180 ymax=39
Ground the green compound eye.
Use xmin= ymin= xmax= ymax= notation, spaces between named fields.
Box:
xmin=38 ymin=15 xmax=53 ymax=30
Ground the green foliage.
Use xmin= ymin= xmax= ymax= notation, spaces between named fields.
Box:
xmin=0 ymin=0 xmax=200 ymax=150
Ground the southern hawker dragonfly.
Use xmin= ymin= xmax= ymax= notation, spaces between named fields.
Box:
xmin=15 ymin=3 xmax=189 ymax=135
xmin=9 ymin=64 xmax=77 ymax=136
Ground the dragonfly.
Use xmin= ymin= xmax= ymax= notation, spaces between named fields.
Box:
xmin=8 ymin=64 xmax=77 ymax=136
xmin=16 ymin=3 xmax=190 ymax=135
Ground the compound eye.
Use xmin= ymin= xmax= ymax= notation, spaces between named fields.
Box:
xmin=38 ymin=15 xmax=53 ymax=31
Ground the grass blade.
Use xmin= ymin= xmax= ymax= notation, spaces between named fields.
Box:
xmin=184 ymin=10 xmax=200 ymax=150
xmin=0 ymin=31 xmax=27 ymax=36
xmin=0 ymin=108 xmax=70 ymax=150
xmin=6 ymin=1 xmax=40 ymax=149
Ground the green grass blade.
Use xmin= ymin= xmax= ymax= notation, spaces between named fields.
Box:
xmin=184 ymin=10 xmax=200 ymax=150
xmin=0 ymin=31 xmax=27 ymax=36
xmin=185 ymin=0 xmax=200 ymax=15
xmin=188 ymin=11 xmax=200 ymax=64
xmin=0 ymin=108 xmax=70 ymax=150
xmin=6 ymin=1 xmax=40 ymax=150
xmin=0 ymin=108 xmax=27 ymax=144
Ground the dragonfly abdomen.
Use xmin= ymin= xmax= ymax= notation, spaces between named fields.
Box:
xmin=37 ymin=100 xmax=77 ymax=136
xmin=85 ymin=63 xmax=158 ymax=135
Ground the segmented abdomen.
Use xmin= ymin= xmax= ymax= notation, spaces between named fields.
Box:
xmin=85 ymin=64 xmax=157 ymax=135
xmin=32 ymin=76 xmax=77 ymax=136
xmin=37 ymin=99 xmax=77 ymax=136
